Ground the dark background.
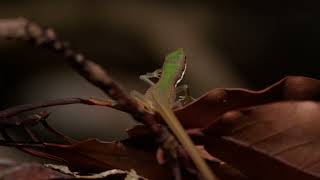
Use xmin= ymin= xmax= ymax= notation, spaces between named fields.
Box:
xmin=0 ymin=0 xmax=319 ymax=160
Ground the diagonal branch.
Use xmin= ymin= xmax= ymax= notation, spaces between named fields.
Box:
xmin=0 ymin=18 xmax=157 ymax=128
xmin=0 ymin=18 xmax=143 ymax=118
xmin=0 ymin=18 xmax=198 ymax=180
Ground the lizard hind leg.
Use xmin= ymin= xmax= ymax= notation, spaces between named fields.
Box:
xmin=130 ymin=90 xmax=155 ymax=112
xmin=175 ymin=84 xmax=195 ymax=107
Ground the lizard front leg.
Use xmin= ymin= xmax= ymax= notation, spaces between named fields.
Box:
xmin=139 ymin=69 xmax=162 ymax=85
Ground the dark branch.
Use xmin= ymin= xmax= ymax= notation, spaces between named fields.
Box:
xmin=0 ymin=18 xmax=194 ymax=180
xmin=0 ymin=18 xmax=161 ymax=129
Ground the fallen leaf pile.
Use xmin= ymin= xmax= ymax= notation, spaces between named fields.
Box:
xmin=1 ymin=76 xmax=319 ymax=179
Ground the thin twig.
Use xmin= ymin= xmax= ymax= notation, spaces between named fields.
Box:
xmin=0 ymin=111 xmax=49 ymax=126
xmin=0 ymin=140 xmax=45 ymax=148
xmin=171 ymin=161 xmax=182 ymax=180
xmin=23 ymin=125 xmax=41 ymax=143
xmin=0 ymin=129 xmax=12 ymax=142
xmin=0 ymin=98 xmax=82 ymax=118
xmin=41 ymin=120 xmax=77 ymax=144
xmin=0 ymin=97 xmax=127 ymax=118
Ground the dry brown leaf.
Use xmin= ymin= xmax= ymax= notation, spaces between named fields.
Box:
xmin=5 ymin=76 xmax=320 ymax=180
xmin=175 ymin=76 xmax=320 ymax=128
xmin=202 ymin=101 xmax=320 ymax=179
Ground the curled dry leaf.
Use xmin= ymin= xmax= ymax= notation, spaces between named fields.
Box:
xmin=175 ymin=76 xmax=320 ymax=128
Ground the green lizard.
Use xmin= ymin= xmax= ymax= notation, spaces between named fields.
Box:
xmin=90 ymin=48 xmax=216 ymax=179
xmin=138 ymin=48 xmax=216 ymax=180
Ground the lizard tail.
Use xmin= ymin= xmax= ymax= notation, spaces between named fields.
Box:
xmin=153 ymin=96 xmax=217 ymax=180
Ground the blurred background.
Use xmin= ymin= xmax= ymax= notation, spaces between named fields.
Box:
xmin=0 ymin=1 xmax=319 ymax=160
